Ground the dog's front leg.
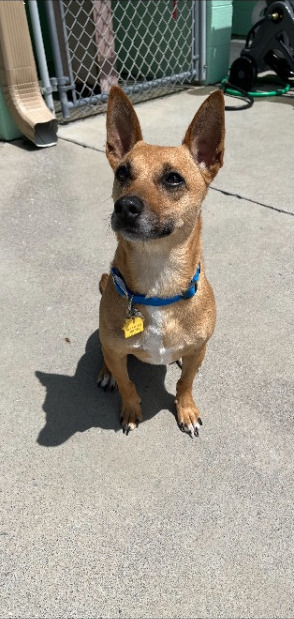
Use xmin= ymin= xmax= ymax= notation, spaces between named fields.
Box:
xmin=175 ymin=346 xmax=206 ymax=437
xmin=102 ymin=347 xmax=142 ymax=434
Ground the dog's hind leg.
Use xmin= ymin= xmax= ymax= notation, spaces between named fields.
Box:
xmin=175 ymin=345 xmax=206 ymax=438
xmin=99 ymin=273 xmax=109 ymax=295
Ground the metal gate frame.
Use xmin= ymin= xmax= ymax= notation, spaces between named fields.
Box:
xmin=42 ymin=0 xmax=207 ymax=121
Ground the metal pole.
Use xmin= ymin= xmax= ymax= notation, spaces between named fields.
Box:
xmin=199 ymin=0 xmax=207 ymax=84
xmin=192 ymin=0 xmax=200 ymax=81
xmin=58 ymin=0 xmax=77 ymax=106
xmin=27 ymin=0 xmax=55 ymax=112
xmin=44 ymin=0 xmax=70 ymax=119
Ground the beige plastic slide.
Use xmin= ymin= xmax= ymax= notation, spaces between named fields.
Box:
xmin=0 ymin=1 xmax=57 ymax=147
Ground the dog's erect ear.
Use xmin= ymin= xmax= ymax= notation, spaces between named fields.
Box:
xmin=183 ymin=90 xmax=225 ymax=183
xmin=106 ymin=86 xmax=143 ymax=169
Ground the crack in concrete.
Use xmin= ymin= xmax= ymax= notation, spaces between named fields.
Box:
xmin=59 ymin=136 xmax=105 ymax=153
xmin=210 ymin=186 xmax=294 ymax=217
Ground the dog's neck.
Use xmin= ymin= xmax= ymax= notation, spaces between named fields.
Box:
xmin=113 ymin=217 xmax=202 ymax=297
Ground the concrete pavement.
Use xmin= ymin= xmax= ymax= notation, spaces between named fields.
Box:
xmin=0 ymin=87 xmax=293 ymax=618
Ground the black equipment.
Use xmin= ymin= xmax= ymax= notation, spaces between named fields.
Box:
xmin=229 ymin=0 xmax=294 ymax=91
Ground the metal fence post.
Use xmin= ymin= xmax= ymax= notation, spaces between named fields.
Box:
xmin=27 ymin=0 xmax=55 ymax=111
xmin=44 ymin=0 xmax=71 ymax=119
xmin=192 ymin=0 xmax=200 ymax=81
xmin=199 ymin=0 xmax=207 ymax=84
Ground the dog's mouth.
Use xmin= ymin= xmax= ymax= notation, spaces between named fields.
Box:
xmin=111 ymin=213 xmax=174 ymax=241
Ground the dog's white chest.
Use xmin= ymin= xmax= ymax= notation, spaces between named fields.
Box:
xmin=129 ymin=306 xmax=175 ymax=365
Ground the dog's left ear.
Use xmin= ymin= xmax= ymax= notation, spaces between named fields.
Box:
xmin=106 ymin=86 xmax=143 ymax=169
xmin=183 ymin=90 xmax=225 ymax=183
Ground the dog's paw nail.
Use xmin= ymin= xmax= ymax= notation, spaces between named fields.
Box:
xmin=194 ymin=427 xmax=199 ymax=437
xmin=109 ymin=376 xmax=116 ymax=390
xmin=98 ymin=372 xmax=116 ymax=392
xmin=121 ymin=419 xmax=138 ymax=434
xmin=198 ymin=417 xmax=203 ymax=426
xmin=187 ymin=423 xmax=194 ymax=436
xmin=121 ymin=419 xmax=130 ymax=435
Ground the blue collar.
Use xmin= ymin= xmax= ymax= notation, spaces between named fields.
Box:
xmin=111 ymin=263 xmax=201 ymax=307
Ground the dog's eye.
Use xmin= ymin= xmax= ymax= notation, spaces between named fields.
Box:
xmin=115 ymin=165 xmax=130 ymax=183
xmin=163 ymin=171 xmax=185 ymax=188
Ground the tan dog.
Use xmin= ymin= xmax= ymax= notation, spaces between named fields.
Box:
xmin=98 ymin=86 xmax=225 ymax=436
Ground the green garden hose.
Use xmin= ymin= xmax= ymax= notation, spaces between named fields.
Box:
xmin=220 ymin=74 xmax=291 ymax=110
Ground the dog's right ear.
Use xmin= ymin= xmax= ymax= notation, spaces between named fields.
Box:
xmin=106 ymin=86 xmax=143 ymax=169
xmin=183 ymin=90 xmax=225 ymax=183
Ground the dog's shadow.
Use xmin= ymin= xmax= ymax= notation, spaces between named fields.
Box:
xmin=36 ymin=330 xmax=176 ymax=446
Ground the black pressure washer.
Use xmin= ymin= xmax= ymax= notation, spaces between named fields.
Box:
xmin=229 ymin=0 xmax=294 ymax=90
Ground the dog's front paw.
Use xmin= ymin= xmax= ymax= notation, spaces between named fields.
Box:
xmin=120 ymin=401 xmax=142 ymax=435
xmin=175 ymin=398 xmax=202 ymax=438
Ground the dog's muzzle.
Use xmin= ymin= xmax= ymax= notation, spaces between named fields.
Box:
xmin=111 ymin=195 xmax=174 ymax=240
xmin=112 ymin=196 xmax=144 ymax=230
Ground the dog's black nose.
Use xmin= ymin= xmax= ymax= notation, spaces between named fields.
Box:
xmin=114 ymin=196 xmax=144 ymax=223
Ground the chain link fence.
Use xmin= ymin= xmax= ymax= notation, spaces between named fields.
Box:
xmin=44 ymin=0 xmax=205 ymax=122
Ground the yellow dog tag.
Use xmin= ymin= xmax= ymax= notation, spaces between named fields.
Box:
xmin=122 ymin=316 xmax=144 ymax=338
